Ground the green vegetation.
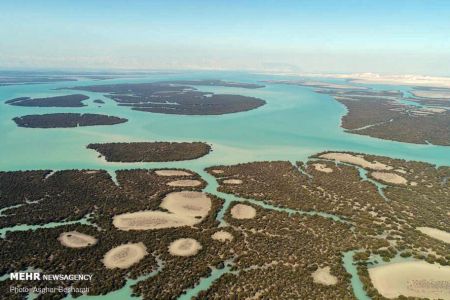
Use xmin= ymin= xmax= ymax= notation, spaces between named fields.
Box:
xmin=87 ymin=142 xmax=211 ymax=162
xmin=70 ymin=82 xmax=266 ymax=115
xmin=1 ymin=151 xmax=448 ymax=299
xmin=12 ymin=113 xmax=128 ymax=128
xmin=5 ymin=94 xmax=89 ymax=107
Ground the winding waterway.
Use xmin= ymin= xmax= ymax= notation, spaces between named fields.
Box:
xmin=1 ymin=71 xmax=449 ymax=299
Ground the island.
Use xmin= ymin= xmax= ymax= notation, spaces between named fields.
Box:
xmin=0 ymin=76 xmax=77 ymax=86
xmin=261 ymin=79 xmax=369 ymax=90
xmin=328 ymin=89 xmax=450 ymax=145
xmin=13 ymin=113 xmax=128 ymax=128
xmin=5 ymin=94 xmax=89 ymax=107
xmin=266 ymin=80 xmax=450 ymax=146
xmin=87 ymin=142 xmax=211 ymax=162
xmin=69 ymin=82 xmax=266 ymax=115
xmin=157 ymin=79 xmax=265 ymax=89
xmin=0 ymin=151 xmax=448 ymax=299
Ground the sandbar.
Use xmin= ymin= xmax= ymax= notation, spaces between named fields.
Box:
xmin=411 ymin=90 xmax=450 ymax=99
xmin=320 ymin=153 xmax=392 ymax=170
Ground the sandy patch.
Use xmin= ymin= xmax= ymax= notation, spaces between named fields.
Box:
xmin=167 ymin=179 xmax=202 ymax=187
xmin=58 ymin=231 xmax=97 ymax=248
xmin=371 ymin=172 xmax=408 ymax=185
xmin=312 ymin=267 xmax=338 ymax=286
xmin=113 ymin=211 xmax=200 ymax=230
xmin=168 ymin=238 xmax=202 ymax=257
xmin=231 ymin=204 xmax=256 ymax=219
xmin=411 ymin=90 xmax=450 ymax=99
xmin=417 ymin=227 xmax=450 ymax=244
xmin=320 ymin=153 xmax=392 ymax=171
xmin=155 ymin=170 xmax=192 ymax=176
xmin=223 ymin=179 xmax=243 ymax=185
xmin=422 ymin=107 xmax=447 ymax=113
xmin=369 ymin=261 xmax=450 ymax=299
xmin=114 ymin=191 xmax=211 ymax=231
xmin=319 ymin=73 xmax=450 ymax=88
xmin=211 ymin=230 xmax=234 ymax=242
xmin=84 ymin=170 xmax=100 ymax=174
xmin=102 ymin=242 xmax=147 ymax=269
xmin=211 ymin=169 xmax=224 ymax=174
xmin=312 ymin=163 xmax=333 ymax=173
xmin=160 ymin=191 xmax=211 ymax=218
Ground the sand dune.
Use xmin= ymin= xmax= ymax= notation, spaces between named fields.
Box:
xmin=102 ymin=242 xmax=147 ymax=269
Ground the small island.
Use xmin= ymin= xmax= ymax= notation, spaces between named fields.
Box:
xmin=157 ymin=79 xmax=265 ymax=89
xmin=13 ymin=113 xmax=128 ymax=128
xmin=87 ymin=142 xmax=211 ymax=162
xmin=0 ymin=75 xmax=77 ymax=86
xmin=69 ymin=82 xmax=266 ymax=115
xmin=5 ymin=94 xmax=89 ymax=107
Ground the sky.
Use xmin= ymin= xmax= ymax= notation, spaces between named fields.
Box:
xmin=0 ymin=0 xmax=449 ymax=75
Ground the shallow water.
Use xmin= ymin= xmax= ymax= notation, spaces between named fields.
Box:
xmin=342 ymin=251 xmax=371 ymax=300
xmin=1 ymin=71 xmax=449 ymax=299
xmin=64 ymin=257 xmax=164 ymax=300
xmin=178 ymin=258 xmax=236 ymax=300
xmin=0 ymin=214 xmax=93 ymax=238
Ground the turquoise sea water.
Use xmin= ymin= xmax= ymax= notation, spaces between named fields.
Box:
xmin=1 ymin=71 xmax=449 ymax=299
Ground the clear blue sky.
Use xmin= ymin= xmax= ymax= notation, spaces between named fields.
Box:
xmin=1 ymin=0 xmax=449 ymax=75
